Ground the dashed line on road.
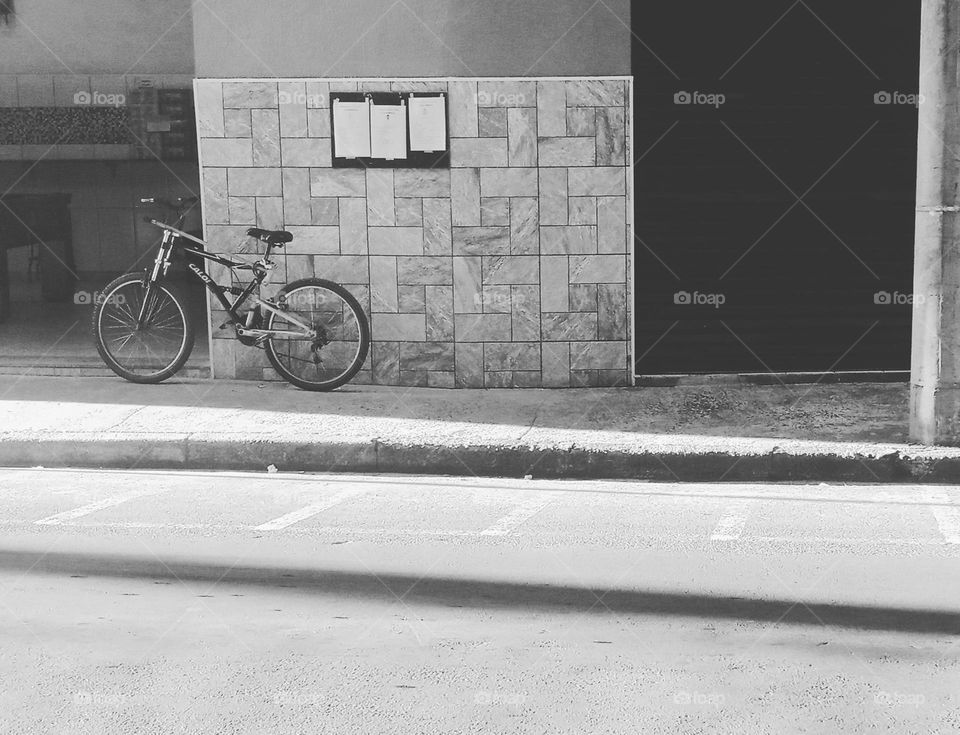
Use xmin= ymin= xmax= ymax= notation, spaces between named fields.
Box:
xmin=928 ymin=491 xmax=960 ymax=544
xmin=480 ymin=493 xmax=557 ymax=536
xmin=710 ymin=500 xmax=755 ymax=541
xmin=254 ymin=489 xmax=367 ymax=531
xmin=34 ymin=489 xmax=164 ymax=526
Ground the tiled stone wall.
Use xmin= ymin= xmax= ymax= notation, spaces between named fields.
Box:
xmin=196 ymin=77 xmax=632 ymax=388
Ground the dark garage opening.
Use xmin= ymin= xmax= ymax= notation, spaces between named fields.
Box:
xmin=632 ymin=1 xmax=921 ymax=375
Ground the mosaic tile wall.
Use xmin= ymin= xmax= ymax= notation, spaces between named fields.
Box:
xmin=196 ymin=77 xmax=632 ymax=388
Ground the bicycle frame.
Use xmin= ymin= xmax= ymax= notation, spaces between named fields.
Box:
xmin=144 ymin=220 xmax=316 ymax=340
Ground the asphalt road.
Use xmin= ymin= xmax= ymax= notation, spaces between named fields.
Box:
xmin=0 ymin=468 xmax=958 ymax=734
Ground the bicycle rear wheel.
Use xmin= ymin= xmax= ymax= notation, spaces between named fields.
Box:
xmin=264 ymin=278 xmax=369 ymax=391
xmin=93 ymin=273 xmax=195 ymax=383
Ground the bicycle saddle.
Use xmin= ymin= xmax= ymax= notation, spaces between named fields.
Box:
xmin=247 ymin=227 xmax=293 ymax=246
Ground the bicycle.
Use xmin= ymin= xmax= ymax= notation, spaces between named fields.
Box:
xmin=92 ymin=197 xmax=370 ymax=391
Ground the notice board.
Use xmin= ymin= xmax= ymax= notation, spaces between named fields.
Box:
xmin=330 ymin=91 xmax=449 ymax=169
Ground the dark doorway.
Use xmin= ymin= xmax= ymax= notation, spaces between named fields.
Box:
xmin=632 ymin=1 xmax=920 ymax=375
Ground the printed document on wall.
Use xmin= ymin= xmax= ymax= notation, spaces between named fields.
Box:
xmin=370 ymin=103 xmax=407 ymax=160
xmin=333 ymin=99 xmax=371 ymax=158
xmin=408 ymin=96 xmax=446 ymax=152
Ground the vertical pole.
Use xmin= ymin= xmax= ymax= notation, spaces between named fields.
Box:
xmin=910 ymin=0 xmax=960 ymax=444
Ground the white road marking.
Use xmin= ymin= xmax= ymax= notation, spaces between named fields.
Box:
xmin=480 ymin=494 xmax=557 ymax=536
xmin=254 ymin=489 xmax=366 ymax=531
xmin=711 ymin=500 xmax=755 ymax=541
xmin=34 ymin=489 xmax=163 ymax=526
xmin=928 ymin=491 xmax=960 ymax=544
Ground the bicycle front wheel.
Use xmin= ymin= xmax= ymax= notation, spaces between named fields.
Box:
xmin=264 ymin=278 xmax=369 ymax=391
xmin=93 ymin=273 xmax=195 ymax=383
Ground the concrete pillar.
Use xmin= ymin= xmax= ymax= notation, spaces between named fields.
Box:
xmin=910 ymin=0 xmax=960 ymax=444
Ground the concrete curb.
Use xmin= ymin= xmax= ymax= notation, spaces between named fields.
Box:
xmin=4 ymin=434 xmax=960 ymax=483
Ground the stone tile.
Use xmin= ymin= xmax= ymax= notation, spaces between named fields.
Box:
xmin=453 ymin=227 xmax=510 ymax=256
xmin=223 ymin=81 xmax=278 ymax=108
xmin=450 ymin=138 xmax=508 ymax=167
xmin=427 ymin=371 xmax=456 ymax=389
xmin=540 ymin=256 xmax=569 ymax=312
xmin=455 ymin=313 xmax=512 ymax=342
xmin=570 ymin=370 xmax=599 ymax=387
xmin=229 ymin=167 xmax=283 ymax=197
xmin=310 ymin=197 xmax=339 ymax=225
xmin=234 ymin=339 xmax=269 ymax=379
xmin=281 ymin=138 xmax=331 ymax=167
xmin=478 ymin=80 xmax=536 ymax=107
xmin=203 ymin=167 xmax=229 ymax=224
xmin=568 ymin=167 xmax=626 ymax=196
xmin=339 ymin=198 xmax=368 ymax=254
xmin=479 ymin=107 xmax=507 ymax=137
xmin=538 ymin=168 xmax=568 ymax=225
xmin=455 ymin=343 xmax=484 ymax=387
xmin=211 ymin=339 xmax=236 ymax=379
xmin=398 ymin=285 xmax=426 ymax=313
xmin=597 ymin=196 xmax=627 ymax=253
xmin=396 ymin=197 xmax=423 ymax=227
xmin=485 ymin=372 xmax=512 ymax=388
xmin=570 ymin=284 xmax=598 ymax=312
xmin=570 ymin=341 xmax=627 ymax=370
xmin=328 ymin=81 xmax=359 ymax=93
xmin=394 ymin=169 xmax=451 ymax=197
xmin=369 ymin=257 xmax=398 ymax=312
xmin=540 ymin=226 xmax=596 ymax=254
xmin=223 ymin=109 xmax=252 ymax=137
xmin=451 ymin=168 xmax=481 ymax=226
xmin=511 ymin=285 xmax=540 ymax=341
xmin=397 ymin=256 xmax=452 ymax=285
xmin=541 ymin=342 xmax=570 ymax=387
xmin=482 ymin=285 xmax=512 ymax=313
xmin=399 ymin=370 xmax=428 ymax=387
xmin=538 ymin=137 xmax=596 ymax=167
xmin=313 ymin=255 xmax=369 ymax=283
xmin=536 ymin=81 xmax=566 ymax=137
xmin=598 ymin=283 xmax=628 ymax=340
xmin=278 ymin=81 xmax=308 ymax=137
xmin=596 ymin=107 xmax=626 ymax=166
xmin=284 ymin=254 xmax=316 ymax=281
xmin=425 ymin=285 xmax=454 ymax=340
xmin=480 ymin=168 xmax=538 ymax=197
xmin=480 ymin=197 xmax=510 ymax=227
xmin=482 ymin=255 xmax=539 ymax=285
xmin=510 ymin=197 xmax=539 ymax=255
xmin=366 ymin=170 xmax=396 ymax=226
xmin=400 ymin=342 xmax=455 ymax=371
xmin=566 ymin=107 xmax=596 ymax=136
xmin=372 ymin=341 xmax=400 ymax=384
xmin=195 ymin=81 xmax=224 ymax=138
xmin=256 ymin=197 xmax=284 ymax=228
xmin=391 ymin=81 xmax=447 ymax=93
xmin=423 ymin=198 xmax=452 ymax=255
xmin=542 ymin=312 xmax=598 ymax=341
xmin=202 ymin=225 xmax=252 ymax=253
xmin=306 ymin=108 xmax=331 ymax=137
xmin=306 ymin=81 xmax=330 ymax=107
xmin=484 ymin=342 xmax=540 ymax=372
xmin=508 ymin=108 xmax=538 ymax=167
xmin=453 ymin=257 xmax=482 ymax=313
xmin=372 ymin=313 xmax=426 ymax=341
xmin=201 ymin=138 xmax=252 ymax=167
xmin=16 ymin=75 xmax=54 ymax=106
xmin=569 ymin=197 xmax=597 ymax=225
xmin=512 ymin=371 xmax=542 ymax=388
xmin=566 ymin=80 xmax=625 ymax=107
xmin=569 ymin=254 xmax=626 ymax=283
xmin=448 ymin=81 xmax=479 ymax=137
xmin=311 ymin=169 xmax=366 ymax=197
xmin=597 ymin=369 xmax=630 ymax=387
xmin=369 ymin=227 xmax=423 ymax=255
xmin=286 ymin=226 xmax=340 ymax=254
xmin=228 ymin=196 xmax=255 ymax=224
xmin=281 ymin=168 xmax=311 ymax=225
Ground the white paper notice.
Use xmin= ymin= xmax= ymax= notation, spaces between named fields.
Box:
xmin=332 ymin=99 xmax=371 ymax=158
xmin=370 ymin=104 xmax=407 ymax=160
xmin=408 ymin=96 xmax=447 ymax=152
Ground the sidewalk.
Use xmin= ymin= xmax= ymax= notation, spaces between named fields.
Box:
xmin=1 ymin=375 xmax=959 ymax=483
